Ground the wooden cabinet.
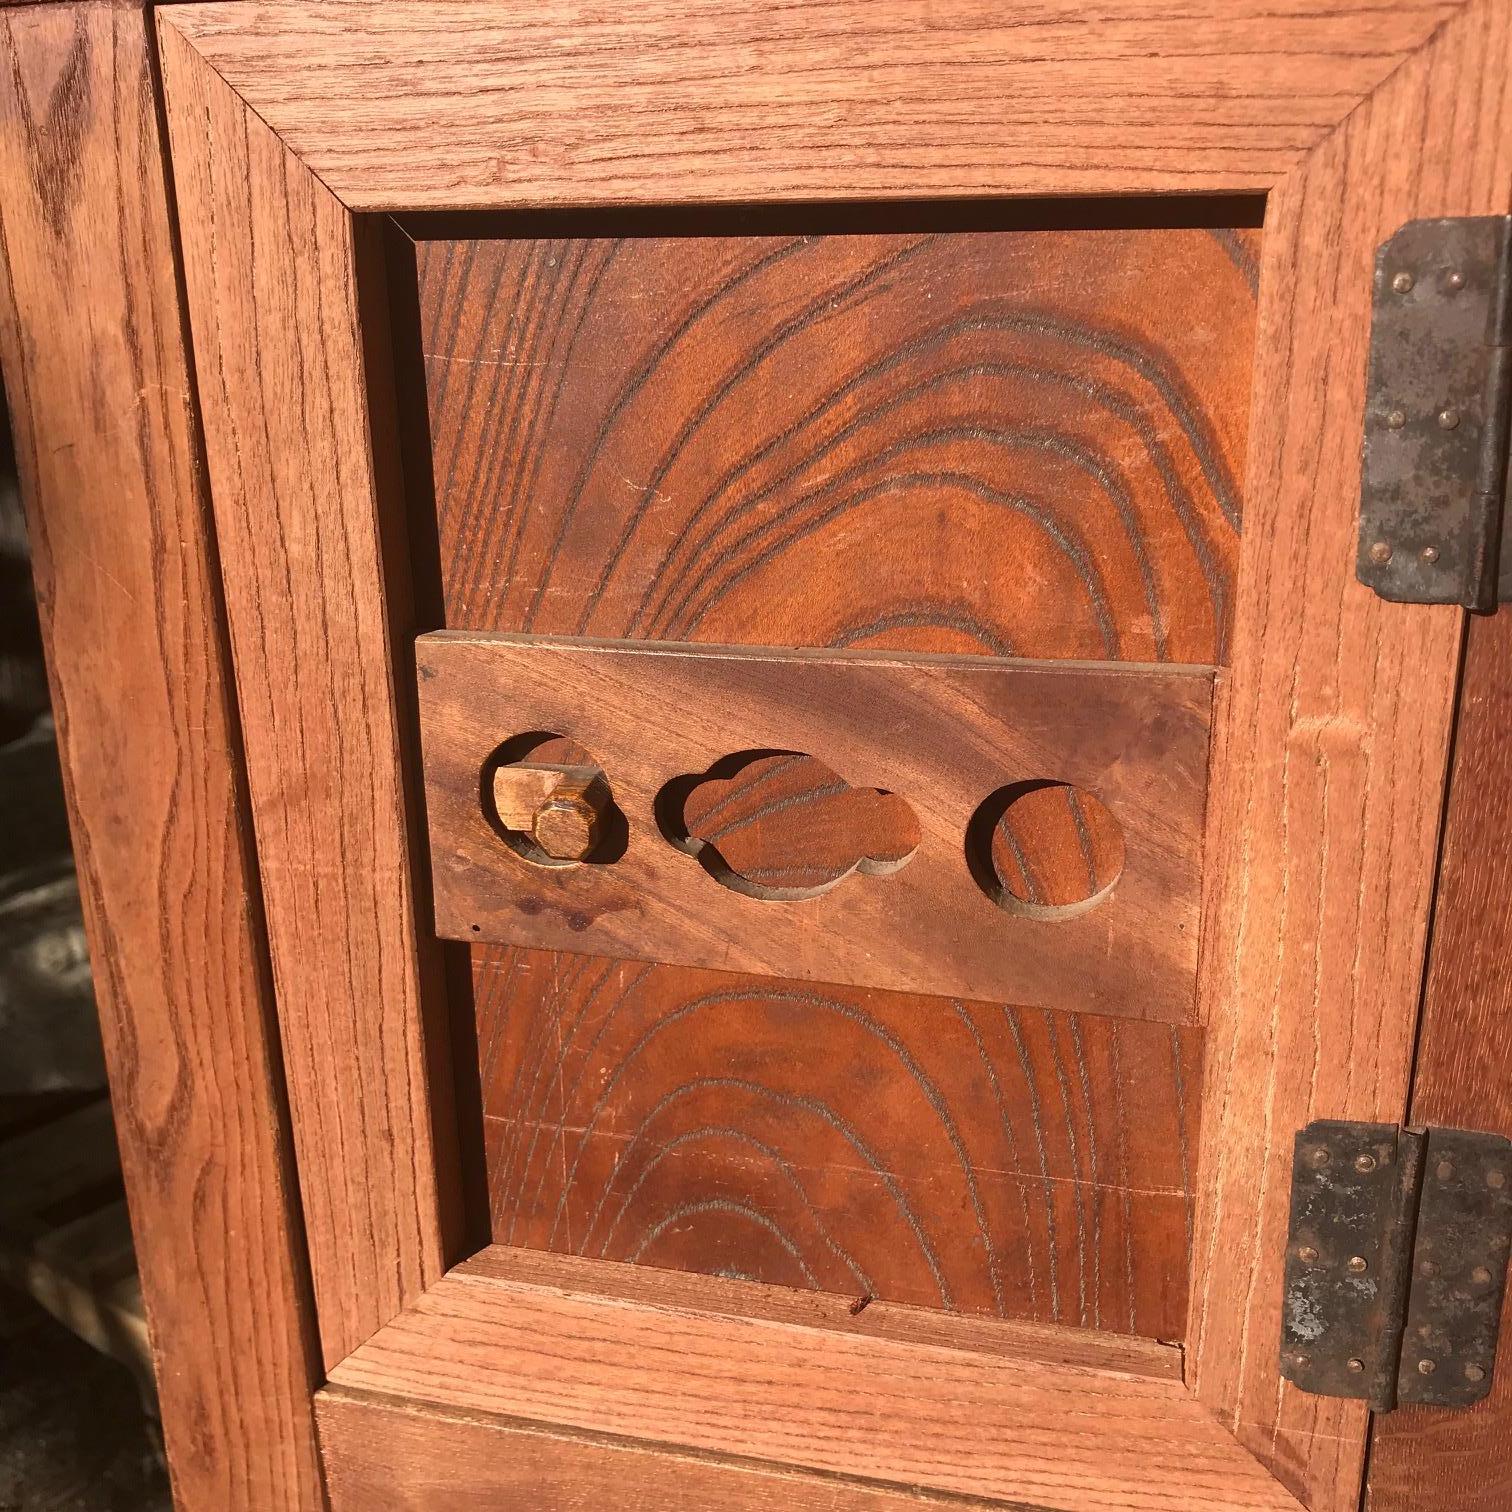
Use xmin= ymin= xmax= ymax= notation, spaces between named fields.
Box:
xmin=3 ymin=2 xmax=1510 ymax=1508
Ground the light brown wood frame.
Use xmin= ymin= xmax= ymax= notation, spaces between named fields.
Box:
xmin=153 ymin=3 xmax=1512 ymax=1509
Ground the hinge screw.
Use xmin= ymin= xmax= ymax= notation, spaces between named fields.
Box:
xmin=1422 ymin=545 xmax=1440 ymax=564
xmin=1466 ymin=1363 xmax=1487 ymax=1383
xmin=1420 ymin=1259 xmax=1440 ymax=1278
xmin=1437 ymin=1160 xmax=1456 ymax=1181
xmin=1438 ymin=408 xmax=1461 ymax=429
xmin=1355 ymin=1153 xmax=1379 ymax=1173
xmin=1386 ymin=408 xmax=1407 ymax=429
xmin=1297 ymin=1245 xmax=1319 ymax=1263
xmin=1488 ymin=1169 xmax=1506 ymax=1189
xmin=1471 ymin=1265 xmax=1493 ymax=1285
xmin=1347 ymin=1255 xmax=1369 ymax=1274
xmin=1392 ymin=271 xmax=1415 ymax=293
xmin=1346 ymin=1357 xmax=1365 ymax=1373
xmin=1418 ymin=1358 xmax=1438 ymax=1376
xmin=1369 ymin=541 xmax=1393 ymax=566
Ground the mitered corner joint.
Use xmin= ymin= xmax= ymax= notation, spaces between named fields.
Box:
xmin=1357 ymin=215 xmax=1512 ymax=612
xmin=1281 ymin=1120 xmax=1512 ymax=1411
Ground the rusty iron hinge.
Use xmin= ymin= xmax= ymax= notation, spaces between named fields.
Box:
xmin=1357 ymin=215 xmax=1512 ymax=611
xmin=1281 ymin=1121 xmax=1512 ymax=1411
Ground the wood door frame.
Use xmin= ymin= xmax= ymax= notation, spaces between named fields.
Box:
xmin=152 ymin=3 xmax=1512 ymax=1507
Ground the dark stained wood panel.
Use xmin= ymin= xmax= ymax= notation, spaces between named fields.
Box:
xmin=414 ymin=217 xmax=1257 ymax=1333
xmin=417 ymin=225 xmax=1254 ymax=665
xmin=474 ymin=951 xmax=1199 ymax=1338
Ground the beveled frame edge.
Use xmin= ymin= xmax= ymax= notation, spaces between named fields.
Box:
xmin=153 ymin=2 xmax=1512 ymax=1509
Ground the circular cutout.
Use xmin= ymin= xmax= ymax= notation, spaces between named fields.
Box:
xmin=483 ymin=731 xmax=627 ymax=867
xmin=966 ymin=780 xmax=1124 ymax=920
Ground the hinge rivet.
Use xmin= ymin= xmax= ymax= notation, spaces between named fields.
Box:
xmin=1308 ymin=1146 xmax=1332 ymax=1169
xmin=1418 ymin=1358 xmax=1438 ymax=1376
xmin=1392 ymin=271 xmax=1415 ymax=293
xmin=1422 ymin=545 xmax=1440 ymax=564
xmin=1437 ymin=408 xmax=1461 ymax=430
xmin=1420 ymin=1259 xmax=1440 ymax=1278
xmin=1472 ymin=1265 xmax=1493 ymax=1285
xmin=1437 ymin=1160 xmax=1456 ymax=1181
xmin=1386 ymin=408 xmax=1407 ymax=429
xmin=1346 ymin=1357 xmax=1365 ymax=1373
xmin=1446 ymin=271 xmax=1467 ymax=292
xmin=1297 ymin=1245 xmax=1319 ymax=1263
xmin=1355 ymin=1153 xmax=1379 ymax=1173
xmin=1347 ymin=1255 xmax=1369 ymax=1274
xmin=1465 ymin=1363 xmax=1487 ymax=1383
xmin=1488 ymin=1170 xmax=1506 ymax=1189
xmin=1287 ymin=1352 xmax=1311 ymax=1370
xmin=1368 ymin=541 xmax=1393 ymax=565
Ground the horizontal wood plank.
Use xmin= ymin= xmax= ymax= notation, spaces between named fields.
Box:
xmin=318 ymin=1389 xmax=1012 ymax=1511
xmin=161 ymin=1 xmax=1455 ymax=208
xmin=413 ymin=222 xmax=1256 ymax=665
xmin=418 ymin=635 xmax=1211 ymax=1018
xmin=328 ymin=1247 xmax=1299 ymax=1510
xmin=476 ymin=953 xmax=1200 ymax=1337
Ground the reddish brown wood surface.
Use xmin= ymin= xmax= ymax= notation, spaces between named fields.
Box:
xmin=324 ymin=1247 xmax=1298 ymax=1512
xmin=159 ymin=0 xmax=1459 ymax=209
xmin=1366 ymin=608 xmax=1512 ymax=1511
xmin=412 ymin=219 xmax=1254 ymax=1333
xmin=0 ymin=4 xmax=324 ymax=1507
xmin=414 ymin=223 xmax=1253 ymax=665
xmin=417 ymin=634 xmax=1213 ymax=1018
xmin=474 ymin=952 xmax=1199 ymax=1337
xmin=158 ymin=18 xmax=462 ymax=1370
xmin=1188 ymin=5 xmax=1512 ymax=1506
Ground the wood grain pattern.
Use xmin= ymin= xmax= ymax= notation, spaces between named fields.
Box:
xmin=0 ymin=4 xmax=325 ymax=1507
xmin=411 ymin=217 xmax=1250 ymax=1330
xmin=679 ymin=751 xmax=921 ymax=900
xmin=474 ymin=954 xmax=1200 ymax=1338
xmin=147 ymin=3 xmax=1511 ymax=1503
xmin=415 ymin=223 xmax=1254 ymax=665
xmin=162 ymin=0 xmax=1456 ymax=209
xmin=327 ymin=1247 xmax=1300 ymax=1512
xmin=156 ymin=23 xmax=461 ymax=1369
xmin=316 ymin=1389 xmax=1020 ymax=1512
xmin=418 ymin=634 xmax=1212 ymax=1018
xmin=1188 ymin=5 xmax=1512 ymax=1509
xmin=1367 ymin=608 xmax=1512 ymax=1511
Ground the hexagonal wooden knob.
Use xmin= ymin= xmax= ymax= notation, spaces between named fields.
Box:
xmin=492 ymin=762 xmax=611 ymax=861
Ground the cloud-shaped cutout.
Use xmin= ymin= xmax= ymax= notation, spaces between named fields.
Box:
xmin=663 ymin=751 xmax=919 ymax=901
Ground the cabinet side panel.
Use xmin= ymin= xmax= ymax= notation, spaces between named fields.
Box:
xmin=1367 ymin=609 xmax=1512 ymax=1510
xmin=0 ymin=4 xmax=325 ymax=1507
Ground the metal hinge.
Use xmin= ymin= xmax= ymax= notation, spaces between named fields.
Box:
xmin=1281 ymin=1121 xmax=1512 ymax=1410
xmin=1357 ymin=215 xmax=1512 ymax=610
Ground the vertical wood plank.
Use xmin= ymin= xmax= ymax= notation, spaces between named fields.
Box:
xmin=1365 ymin=607 xmax=1512 ymax=1511
xmin=1190 ymin=3 xmax=1512 ymax=1508
xmin=0 ymin=2 xmax=325 ymax=1506
xmin=157 ymin=21 xmax=460 ymax=1367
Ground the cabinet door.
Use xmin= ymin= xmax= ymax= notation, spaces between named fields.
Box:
xmin=156 ymin=4 xmax=1512 ymax=1508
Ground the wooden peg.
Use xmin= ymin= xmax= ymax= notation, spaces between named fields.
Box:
xmin=491 ymin=763 xmax=609 ymax=861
